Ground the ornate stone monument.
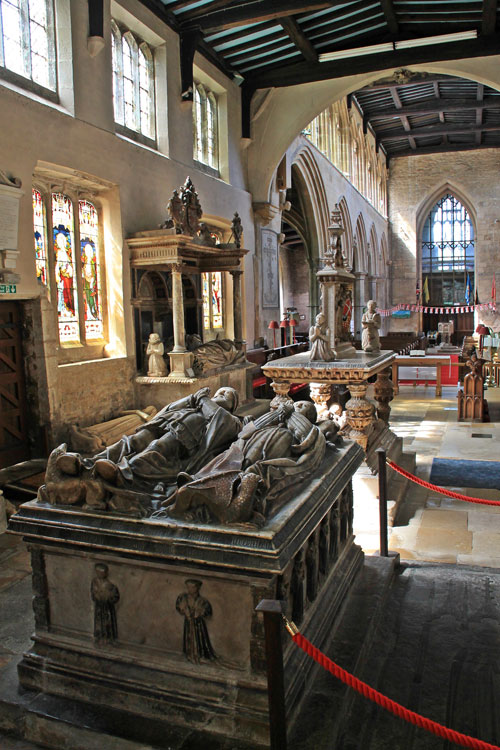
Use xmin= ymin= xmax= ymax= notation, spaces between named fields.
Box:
xmin=9 ymin=393 xmax=365 ymax=748
xmin=314 ymin=205 xmax=356 ymax=360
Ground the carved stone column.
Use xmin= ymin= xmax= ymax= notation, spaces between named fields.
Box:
xmin=168 ymin=263 xmax=193 ymax=378
xmin=373 ymin=368 xmax=394 ymax=423
xmin=230 ymin=269 xmax=244 ymax=350
xmin=343 ymin=381 xmax=375 ymax=451
xmin=309 ymin=382 xmax=334 ymax=421
xmin=269 ymin=380 xmax=293 ymax=409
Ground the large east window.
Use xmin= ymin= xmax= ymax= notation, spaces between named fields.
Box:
xmin=0 ymin=0 xmax=56 ymax=92
xmin=422 ymin=194 xmax=474 ymax=305
xmin=33 ymin=188 xmax=106 ymax=345
xmin=193 ymin=82 xmax=218 ymax=171
xmin=111 ymin=20 xmax=155 ymax=142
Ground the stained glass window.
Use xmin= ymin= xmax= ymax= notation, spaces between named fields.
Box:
xmin=202 ymin=272 xmax=223 ymax=330
xmin=111 ymin=20 xmax=155 ymax=141
xmin=79 ymin=200 xmax=103 ymax=340
xmin=193 ymin=82 xmax=218 ymax=171
xmin=52 ymin=193 xmax=79 ymax=343
xmin=211 ymin=272 xmax=222 ymax=329
xmin=32 ymin=188 xmax=48 ymax=286
xmin=422 ymin=194 xmax=475 ymax=305
xmin=202 ymin=272 xmax=210 ymax=330
xmin=0 ymin=0 xmax=56 ymax=91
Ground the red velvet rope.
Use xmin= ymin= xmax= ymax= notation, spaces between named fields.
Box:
xmin=387 ymin=460 xmax=500 ymax=506
xmin=292 ymin=631 xmax=500 ymax=750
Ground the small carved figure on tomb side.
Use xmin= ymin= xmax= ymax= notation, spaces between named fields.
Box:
xmin=91 ymin=563 xmax=119 ymax=645
xmin=319 ymin=517 xmax=330 ymax=577
xmin=291 ymin=549 xmax=306 ymax=625
xmin=176 ymin=579 xmax=216 ymax=664
xmin=146 ymin=333 xmax=167 ymax=377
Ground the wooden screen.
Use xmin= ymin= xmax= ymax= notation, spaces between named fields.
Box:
xmin=0 ymin=303 xmax=29 ymax=467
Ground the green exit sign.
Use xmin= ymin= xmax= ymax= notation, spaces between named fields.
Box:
xmin=0 ymin=284 xmax=16 ymax=294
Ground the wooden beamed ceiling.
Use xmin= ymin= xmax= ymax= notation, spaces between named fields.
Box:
xmin=138 ymin=0 xmax=500 ymax=157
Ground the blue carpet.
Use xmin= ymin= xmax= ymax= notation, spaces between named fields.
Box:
xmin=430 ymin=458 xmax=500 ymax=489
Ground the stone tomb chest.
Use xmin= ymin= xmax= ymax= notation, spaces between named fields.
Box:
xmin=9 ymin=441 xmax=364 ymax=747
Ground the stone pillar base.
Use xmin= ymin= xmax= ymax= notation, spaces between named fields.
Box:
xmin=168 ymin=351 xmax=194 ymax=378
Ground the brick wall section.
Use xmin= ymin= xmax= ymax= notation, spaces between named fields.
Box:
xmin=389 ymin=150 xmax=500 ymax=332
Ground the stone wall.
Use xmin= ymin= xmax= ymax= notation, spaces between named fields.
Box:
xmin=388 ymin=150 xmax=500 ymax=333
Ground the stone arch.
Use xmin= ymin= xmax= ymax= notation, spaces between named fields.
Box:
xmin=291 ymin=142 xmax=330 ymax=259
xmin=416 ymin=182 xmax=477 ymax=240
xmin=248 ymin=62 xmax=500 ymax=204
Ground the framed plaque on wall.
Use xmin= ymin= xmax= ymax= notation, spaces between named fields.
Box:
xmin=261 ymin=229 xmax=279 ymax=308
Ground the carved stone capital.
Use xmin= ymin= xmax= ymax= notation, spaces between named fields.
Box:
xmin=170 ymin=262 xmax=183 ymax=275
xmin=253 ymin=202 xmax=280 ymax=225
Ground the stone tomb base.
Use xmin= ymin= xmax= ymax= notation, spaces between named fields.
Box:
xmin=9 ymin=441 xmax=364 ymax=748
xmin=135 ymin=361 xmax=255 ymax=410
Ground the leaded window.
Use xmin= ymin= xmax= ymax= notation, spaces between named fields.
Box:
xmin=422 ymin=194 xmax=474 ymax=305
xmin=111 ymin=20 xmax=155 ymax=142
xmin=202 ymin=272 xmax=223 ymax=330
xmin=193 ymin=82 xmax=218 ymax=171
xmin=33 ymin=189 xmax=106 ymax=345
xmin=0 ymin=0 xmax=56 ymax=91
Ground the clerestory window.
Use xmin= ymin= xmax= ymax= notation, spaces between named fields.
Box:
xmin=0 ymin=0 xmax=56 ymax=94
xmin=33 ymin=188 xmax=106 ymax=346
xmin=193 ymin=82 xmax=218 ymax=172
xmin=111 ymin=19 xmax=155 ymax=143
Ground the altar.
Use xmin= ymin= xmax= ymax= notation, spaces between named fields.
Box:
xmin=262 ymin=350 xmax=396 ymax=452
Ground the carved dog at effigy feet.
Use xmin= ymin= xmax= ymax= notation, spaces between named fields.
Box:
xmin=164 ymin=402 xmax=327 ymax=526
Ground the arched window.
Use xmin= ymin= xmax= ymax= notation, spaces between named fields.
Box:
xmin=33 ymin=188 xmax=106 ymax=345
xmin=111 ymin=20 xmax=155 ymax=141
xmin=0 ymin=0 xmax=56 ymax=91
xmin=422 ymin=193 xmax=474 ymax=305
xmin=193 ymin=82 xmax=219 ymax=171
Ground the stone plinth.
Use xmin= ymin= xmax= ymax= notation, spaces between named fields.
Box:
xmin=263 ymin=350 xmax=396 ymax=452
xmin=8 ymin=441 xmax=364 ymax=748
xmin=135 ymin=361 xmax=255 ymax=410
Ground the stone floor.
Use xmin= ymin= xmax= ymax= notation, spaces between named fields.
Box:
xmin=354 ymin=383 xmax=500 ymax=567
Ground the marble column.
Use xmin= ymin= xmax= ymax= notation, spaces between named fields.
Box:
xmin=230 ymin=269 xmax=244 ymax=350
xmin=168 ymin=263 xmax=193 ymax=378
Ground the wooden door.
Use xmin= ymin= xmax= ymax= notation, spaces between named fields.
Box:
xmin=0 ymin=302 xmax=29 ymax=467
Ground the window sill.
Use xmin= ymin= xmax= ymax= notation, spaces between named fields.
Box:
xmin=0 ymin=67 xmax=73 ymax=118
xmin=193 ymin=160 xmax=220 ymax=180
xmin=115 ymin=123 xmax=157 ymax=150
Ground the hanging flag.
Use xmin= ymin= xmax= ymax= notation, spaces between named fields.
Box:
xmin=423 ymin=276 xmax=430 ymax=304
xmin=465 ymin=273 xmax=472 ymax=305
xmin=492 ymin=273 xmax=497 ymax=304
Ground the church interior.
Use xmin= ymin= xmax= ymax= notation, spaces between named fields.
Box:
xmin=1 ymin=0 xmax=500 ymax=748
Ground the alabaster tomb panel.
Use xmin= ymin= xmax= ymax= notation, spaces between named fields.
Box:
xmin=44 ymin=550 xmax=253 ymax=668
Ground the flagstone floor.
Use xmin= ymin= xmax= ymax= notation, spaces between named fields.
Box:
xmin=354 ymin=382 xmax=500 ymax=567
